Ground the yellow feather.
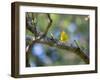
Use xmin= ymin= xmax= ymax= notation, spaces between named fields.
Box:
xmin=60 ymin=31 xmax=69 ymax=42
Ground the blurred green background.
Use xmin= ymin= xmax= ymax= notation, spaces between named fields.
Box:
xmin=26 ymin=12 xmax=89 ymax=67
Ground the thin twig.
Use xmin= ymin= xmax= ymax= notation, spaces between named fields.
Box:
xmin=42 ymin=14 xmax=52 ymax=37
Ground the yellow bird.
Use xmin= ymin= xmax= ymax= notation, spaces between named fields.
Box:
xmin=60 ymin=31 xmax=69 ymax=42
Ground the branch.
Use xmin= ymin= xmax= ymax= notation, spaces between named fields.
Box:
xmin=42 ymin=14 xmax=52 ymax=37
xmin=27 ymin=36 xmax=89 ymax=64
xmin=26 ymin=13 xmax=52 ymax=41
xmin=34 ymin=14 xmax=53 ymax=41
xmin=26 ymin=13 xmax=36 ymax=34
xmin=26 ymin=13 xmax=53 ymax=67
